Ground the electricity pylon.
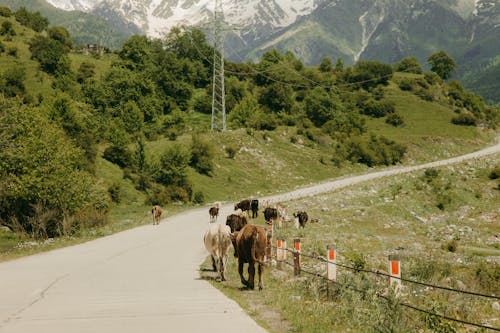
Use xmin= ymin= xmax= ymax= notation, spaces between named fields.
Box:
xmin=211 ymin=0 xmax=226 ymax=131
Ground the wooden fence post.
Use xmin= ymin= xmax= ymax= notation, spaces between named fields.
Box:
xmin=293 ymin=238 xmax=301 ymax=276
xmin=389 ymin=255 xmax=401 ymax=296
xmin=277 ymin=239 xmax=284 ymax=269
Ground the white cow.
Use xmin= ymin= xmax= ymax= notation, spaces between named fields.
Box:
xmin=203 ymin=224 xmax=232 ymax=281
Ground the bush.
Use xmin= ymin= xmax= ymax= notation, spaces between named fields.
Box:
xmin=0 ymin=6 xmax=12 ymax=17
xmin=192 ymin=191 xmax=205 ymax=204
xmin=398 ymin=79 xmax=413 ymax=91
xmin=346 ymin=135 xmax=406 ymax=167
xmin=225 ymin=145 xmax=237 ymax=159
xmin=361 ymin=98 xmax=395 ymax=118
xmin=103 ymin=144 xmax=134 ymax=168
xmin=451 ymin=112 xmax=477 ymax=126
xmin=489 ymin=166 xmax=500 ymax=179
xmin=0 ymin=21 xmax=16 ymax=36
xmin=107 ymin=183 xmax=121 ymax=204
xmin=385 ymin=113 xmax=404 ymax=127
xmin=190 ymin=135 xmax=214 ymax=175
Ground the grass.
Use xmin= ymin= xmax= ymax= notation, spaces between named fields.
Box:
xmin=201 ymin=154 xmax=500 ymax=332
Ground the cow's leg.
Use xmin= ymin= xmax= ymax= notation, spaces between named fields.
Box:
xmin=220 ymin=256 xmax=227 ymax=281
xmin=238 ymin=259 xmax=248 ymax=287
xmin=211 ymin=255 xmax=217 ymax=272
xmin=248 ymin=263 xmax=255 ymax=290
xmin=258 ymin=263 xmax=263 ymax=290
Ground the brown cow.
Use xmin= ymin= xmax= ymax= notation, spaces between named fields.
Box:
xmin=226 ymin=212 xmax=248 ymax=233
xmin=231 ymin=224 xmax=267 ymax=290
xmin=203 ymin=224 xmax=232 ymax=281
xmin=263 ymin=207 xmax=278 ymax=225
xmin=152 ymin=205 xmax=163 ymax=225
xmin=251 ymin=199 xmax=259 ymax=218
xmin=209 ymin=202 xmax=220 ymax=223
xmin=234 ymin=199 xmax=251 ymax=212
xmin=293 ymin=211 xmax=308 ymax=228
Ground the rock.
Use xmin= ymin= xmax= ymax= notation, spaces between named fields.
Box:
xmin=492 ymin=302 xmax=500 ymax=311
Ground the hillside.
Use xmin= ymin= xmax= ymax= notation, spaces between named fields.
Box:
xmin=0 ymin=9 xmax=498 ymax=258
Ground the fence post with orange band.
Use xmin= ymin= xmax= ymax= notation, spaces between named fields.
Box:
xmin=293 ymin=238 xmax=301 ymax=276
xmin=389 ymin=255 xmax=401 ymax=295
xmin=276 ymin=239 xmax=284 ymax=269
xmin=266 ymin=223 xmax=273 ymax=261
xmin=327 ymin=245 xmax=337 ymax=282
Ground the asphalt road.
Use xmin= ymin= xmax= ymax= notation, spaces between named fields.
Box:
xmin=1 ymin=137 xmax=499 ymax=333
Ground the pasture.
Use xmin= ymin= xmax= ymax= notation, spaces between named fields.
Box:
xmin=202 ymin=154 xmax=500 ymax=332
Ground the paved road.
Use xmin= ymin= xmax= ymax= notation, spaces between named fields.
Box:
xmin=1 ymin=137 xmax=499 ymax=333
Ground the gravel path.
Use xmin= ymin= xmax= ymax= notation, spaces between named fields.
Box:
xmin=0 ymin=137 xmax=498 ymax=333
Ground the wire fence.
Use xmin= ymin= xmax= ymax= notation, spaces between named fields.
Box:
xmin=268 ymin=242 xmax=500 ymax=332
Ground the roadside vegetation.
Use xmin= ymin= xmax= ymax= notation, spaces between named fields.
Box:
xmin=0 ymin=7 xmax=499 ymax=261
xmin=203 ymin=155 xmax=500 ymax=332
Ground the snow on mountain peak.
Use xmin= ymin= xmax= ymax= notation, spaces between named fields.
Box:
xmin=45 ymin=0 xmax=318 ymax=37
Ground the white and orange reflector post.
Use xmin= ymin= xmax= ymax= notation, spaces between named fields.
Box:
xmin=389 ymin=255 xmax=401 ymax=295
xmin=276 ymin=239 xmax=284 ymax=269
xmin=327 ymin=245 xmax=337 ymax=282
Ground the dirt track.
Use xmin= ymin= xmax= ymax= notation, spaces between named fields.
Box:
xmin=0 ymin=137 xmax=498 ymax=333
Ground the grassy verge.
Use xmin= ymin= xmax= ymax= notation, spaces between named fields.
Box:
xmin=201 ymin=154 xmax=500 ymax=332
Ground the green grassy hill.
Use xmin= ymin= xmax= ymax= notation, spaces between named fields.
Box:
xmin=0 ymin=12 xmax=498 ymax=261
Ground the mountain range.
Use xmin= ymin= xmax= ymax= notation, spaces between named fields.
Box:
xmin=1 ymin=0 xmax=499 ymax=104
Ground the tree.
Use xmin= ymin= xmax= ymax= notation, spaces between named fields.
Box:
xmin=47 ymin=27 xmax=72 ymax=50
xmin=0 ymin=102 xmax=107 ymax=236
xmin=155 ymin=144 xmax=190 ymax=187
xmin=29 ymin=35 xmax=69 ymax=74
xmin=77 ymin=62 xmax=95 ymax=83
xmin=0 ymin=21 xmax=15 ymax=36
xmin=319 ymin=57 xmax=333 ymax=72
xmin=348 ymin=61 xmax=393 ymax=89
xmin=189 ymin=135 xmax=214 ymax=175
xmin=304 ymin=87 xmax=345 ymax=127
xmin=258 ymin=83 xmax=294 ymax=113
xmin=394 ymin=57 xmax=422 ymax=74
xmin=427 ymin=51 xmax=456 ymax=80
xmin=14 ymin=7 xmax=48 ymax=32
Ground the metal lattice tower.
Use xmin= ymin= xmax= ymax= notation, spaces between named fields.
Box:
xmin=211 ymin=0 xmax=226 ymax=131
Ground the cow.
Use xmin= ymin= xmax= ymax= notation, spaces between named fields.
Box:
xmin=203 ymin=224 xmax=232 ymax=281
xmin=293 ymin=211 xmax=309 ymax=228
xmin=231 ymin=224 xmax=267 ymax=290
xmin=264 ymin=207 xmax=278 ymax=225
xmin=209 ymin=202 xmax=220 ymax=223
xmin=234 ymin=199 xmax=251 ymax=212
xmin=250 ymin=199 xmax=259 ymax=218
xmin=226 ymin=212 xmax=248 ymax=233
xmin=152 ymin=205 xmax=163 ymax=225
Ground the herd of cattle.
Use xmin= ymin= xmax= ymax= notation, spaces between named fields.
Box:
xmin=150 ymin=199 xmax=312 ymax=290
xmin=203 ymin=199 xmax=311 ymax=290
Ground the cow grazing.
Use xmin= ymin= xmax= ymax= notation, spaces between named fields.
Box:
xmin=209 ymin=202 xmax=220 ymax=223
xmin=152 ymin=205 xmax=163 ymax=225
xmin=226 ymin=212 xmax=248 ymax=233
xmin=234 ymin=199 xmax=251 ymax=212
xmin=264 ymin=207 xmax=278 ymax=225
xmin=231 ymin=224 xmax=267 ymax=290
xmin=293 ymin=211 xmax=309 ymax=228
xmin=250 ymin=199 xmax=259 ymax=218
xmin=203 ymin=224 xmax=232 ymax=281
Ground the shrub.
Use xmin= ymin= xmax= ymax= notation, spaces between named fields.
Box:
xmin=451 ymin=112 xmax=477 ymax=126
xmin=107 ymin=183 xmax=121 ymax=204
xmin=0 ymin=21 xmax=15 ymax=36
xmin=190 ymin=135 xmax=214 ymax=175
xmin=225 ymin=145 xmax=237 ymax=159
xmin=346 ymin=135 xmax=406 ymax=167
xmin=398 ymin=78 xmax=413 ymax=91
xmin=0 ymin=41 xmax=4 ymax=53
xmin=103 ymin=144 xmax=134 ymax=168
xmin=361 ymin=98 xmax=395 ymax=118
xmin=192 ymin=191 xmax=205 ymax=204
xmin=385 ymin=113 xmax=404 ymax=127
xmin=0 ymin=6 xmax=12 ymax=17
xmin=489 ymin=166 xmax=500 ymax=179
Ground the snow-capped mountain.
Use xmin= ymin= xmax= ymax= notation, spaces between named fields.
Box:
xmin=45 ymin=0 xmax=318 ymax=37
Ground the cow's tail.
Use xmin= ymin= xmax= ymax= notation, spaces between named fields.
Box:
xmin=251 ymin=227 xmax=264 ymax=265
